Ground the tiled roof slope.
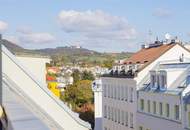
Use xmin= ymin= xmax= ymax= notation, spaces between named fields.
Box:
xmin=124 ymin=43 xmax=176 ymax=65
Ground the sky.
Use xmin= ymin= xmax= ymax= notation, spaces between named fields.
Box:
xmin=0 ymin=0 xmax=190 ymax=52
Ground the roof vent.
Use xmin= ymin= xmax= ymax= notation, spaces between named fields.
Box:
xmin=144 ymin=44 xmax=149 ymax=48
xmin=141 ymin=44 xmax=145 ymax=49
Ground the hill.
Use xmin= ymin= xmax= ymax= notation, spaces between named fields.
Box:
xmin=1 ymin=39 xmax=133 ymax=66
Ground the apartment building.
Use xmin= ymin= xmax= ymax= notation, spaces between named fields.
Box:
xmin=93 ymin=39 xmax=190 ymax=130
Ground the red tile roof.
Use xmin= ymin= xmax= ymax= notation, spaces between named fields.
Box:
xmin=124 ymin=43 xmax=176 ymax=66
xmin=46 ymin=75 xmax=56 ymax=81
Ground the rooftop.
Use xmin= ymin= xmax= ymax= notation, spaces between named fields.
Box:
xmin=124 ymin=43 xmax=176 ymax=65
xmin=140 ymin=61 xmax=190 ymax=95
xmin=102 ymin=40 xmax=180 ymax=78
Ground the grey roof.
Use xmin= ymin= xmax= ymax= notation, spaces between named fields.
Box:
xmin=139 ymin=84 xmax=183 ymax=95
xmin=2 ymin=79 xmax=53 ymax=130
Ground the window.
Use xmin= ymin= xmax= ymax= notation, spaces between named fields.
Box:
xmin=153 ymin=101 xmax=156 ymax=114
xmin=104 ymin=85 xmax=107 ymax=97
xmin=166 ymin=103 xmax=170 ymax=118
xmin=110 ymin=86 xmax=113 ymax=98
xmin=121 ymin=86 xmax=124 ymax=100
xmin=114 ymin=87 xmax=116 ymax=99
xmin=139 ymin=126 xmax=143 ymax=130
xmin=104 ymin=105 xmax=107 ymax=118
xmin=159 ymin=102 xmax=163 ymax=116
xmin=125 ymin=112 xmax=128 ymax=126
xmin=160 ymin=71 xmax=167 ymax=90
xmin=130 ymin=113 xmax=134 ymax=128
xmin=118 ymin=86 xmax=121 ymax=100
xmin=157 ymin=75 xmax=160 ymax=88
xmin=140 ymin=99 xmax=144 ymax=111
xmin=118 ymin=86 xmax=120 ymax=100
xmin=174 ymin=105 xmax=180 ymax=120
xmin=118 ymin=109 xmax=120 ymax=123
xmin=111 ymin=107 xmax=114 ymax=121
xmin=108 ymin=85 xmax=110 ymax=98
xmin=115 ymin=108 xmax=117 ymax=122
xmin=125 ymin=87 xmax=128 ymax=101
xmin=186 ymin=76 xmax=190 ymax=86
xmin=147 ymin=100 xmax=150 ymax=113
xmin=112 ymin=86 xmax=114 ymax=98
xmin=108 ymin=106 xmax=110 ymax=119
xmin=188 ymin=112 xmax=190 ymax=127
xmin=151 ymin=74 xmax=156 ymax=87
xmin=150 ymin=71 xmax=156 ymax=88
xmin=130 ymin=88 xmax=134 ymax=102
xmin=121 ymin=110 xmax=124 ymax=125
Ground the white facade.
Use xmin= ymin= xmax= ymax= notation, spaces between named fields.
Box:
xmin=137 ymin=91 xmax=182 ymax=130
xmin=101 ymin=78 xmax=136 ymax=130
xmin=94 ymin=42 xmax=190 ymax=130
xmin=16 ymin=56 xmax=50 ymax=86
xmin=92 ymin=79 xmax=103 ymax=130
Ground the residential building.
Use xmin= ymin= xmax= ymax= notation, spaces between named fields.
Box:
xmin=93 ymin=38 xmax=190 ymax=130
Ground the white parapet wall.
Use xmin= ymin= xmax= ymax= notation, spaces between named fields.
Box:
xmin=2 ymin=45 xmax=91 ymax=130
xmin=16 ymin=56 xmax=51 ymax=86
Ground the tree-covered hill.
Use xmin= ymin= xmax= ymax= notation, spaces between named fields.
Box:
xmin=1 ymin=39 xmax=133 ymax=66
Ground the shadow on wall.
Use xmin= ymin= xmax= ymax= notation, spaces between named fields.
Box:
xmin=94 ymin=117 xmax=102 ymax=130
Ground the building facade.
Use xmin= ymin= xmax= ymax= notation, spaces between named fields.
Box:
xmin=93 ymin=39 xmax=190 ymax=130
xmin=101 ymin=77 xmax=136 ymax=130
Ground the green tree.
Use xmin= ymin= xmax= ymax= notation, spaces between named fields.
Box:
xmin=71 ymin=69 xmax=81 ymax=83
xmin=102 ymin=59 xmax=114 ymax=69
xmin=62 ymin=84 xmax=79 ymax=109
xmin=61 ymin=80 xmax=93 ymax=110
xmin=81 ymin=70 xmax=95 ymax=81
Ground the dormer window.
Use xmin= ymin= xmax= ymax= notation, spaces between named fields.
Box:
xmin=157 ymin=74 xmax=160 ymax=88
xmin=150 ymin=70 xmax=167 ymax=91
xmin=159 ymin=71 xmax=167 ymax=91
xmin=150 ymin=71 xmax=156 ymax=89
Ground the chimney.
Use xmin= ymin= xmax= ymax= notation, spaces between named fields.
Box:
xmin=141 ymin=44 xmax=145 ymax=49
xmin=0 ymin=34 xmax=2 ymax=40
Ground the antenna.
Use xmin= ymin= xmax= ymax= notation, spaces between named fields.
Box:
xmin=0 ymin=34 xmax=2 ymax=40
xmin=148 ymin=30 xmax=153 ymax=44
xmin=156 ymin=36 xmax=159 ymax=41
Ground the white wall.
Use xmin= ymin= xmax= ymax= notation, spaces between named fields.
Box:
xmin=137 ymin=91 xmax=182 ymax=130
xmin=16 ymin=56 xmax=50 ymax=86
xmin=101 ymin=77 xmax=136 ymax=130
xmin=183 ymin=104 xmax=190 ymax=129
xmin=165 ymin=69 xmax=185 ymax=88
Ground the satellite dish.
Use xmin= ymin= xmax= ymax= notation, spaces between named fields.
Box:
xmin=165 ymin=33 xmax=171 ymax=40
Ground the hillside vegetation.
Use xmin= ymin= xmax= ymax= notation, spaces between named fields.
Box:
xmin=1 ymin=39 xmax=133 ymax=66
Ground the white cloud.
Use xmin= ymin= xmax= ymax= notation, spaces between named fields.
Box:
xmin=153 ymin=8 xmax=172 ymax=18
xmin=5 ymin=36 xmax=20 ymax=44
xmin=16 ymin=26 xmax=33 ymax=34
xmin=0 ymin=20 xmax=8 ymax=32
xmin=19 ymin=32 xmax=56 ymax=44
xmin=58 ymin=10 xmax=137 ymax=40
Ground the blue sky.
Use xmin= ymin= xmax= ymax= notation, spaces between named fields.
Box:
xmin=0 ymin=0 xmax=190 ymax=52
